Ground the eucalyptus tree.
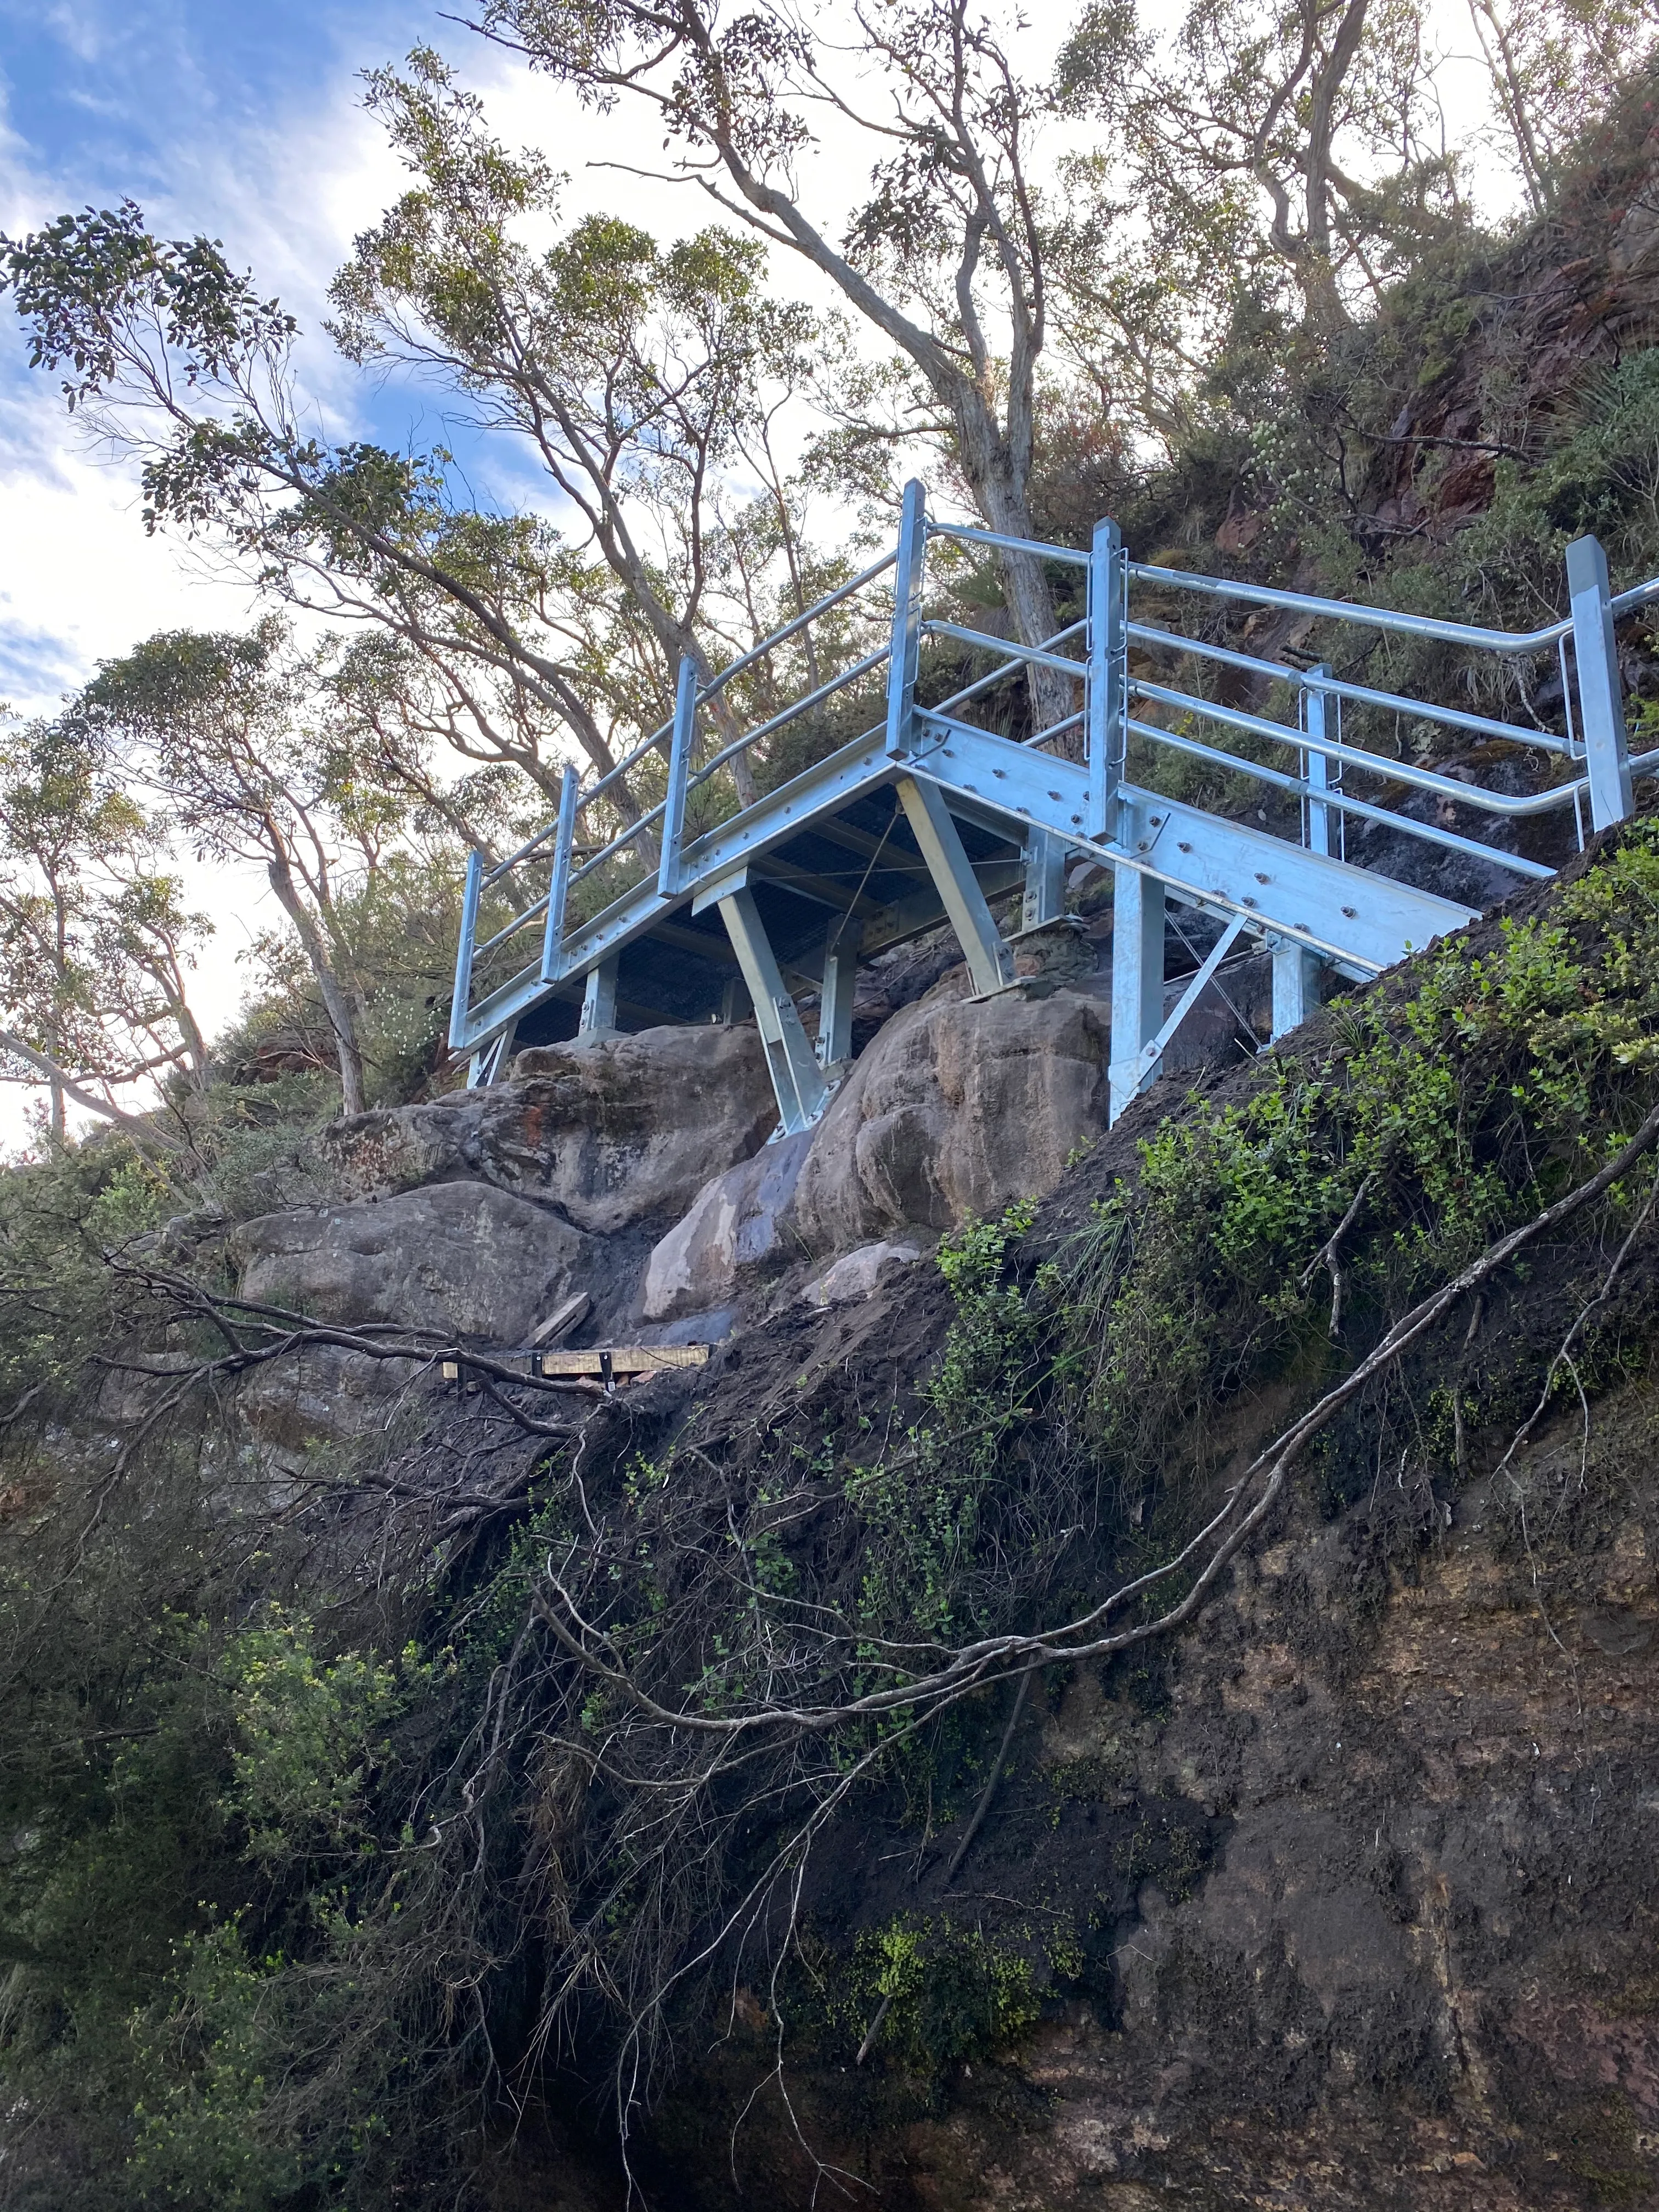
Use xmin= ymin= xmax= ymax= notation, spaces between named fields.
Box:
xmin=78 ymin=624 xmax=401 ymax=1118
xmin=0 ymin=196 xmax=803 ymax=817
xmin=1464 ymin=0 xmax=1656 ymax=216
xmin=466 ymin=0 xmax=1091 ymax=721
xmin=331 ymin=50 xmax=833 ymax=797
xmin=1059 ymin=0 xmax=1466 ymax=349
xmin=0 ymin=714 xmax=208 ymax=1144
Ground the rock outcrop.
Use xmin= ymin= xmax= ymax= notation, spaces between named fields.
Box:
xmin=642 ymin=1131 xmax=815 ymax=1322
xmin=234 ymin=1182 xmax=591 ymax=1344
xmin=323 ymin=1023 xmax=777 ymax=1234
xmin=789 ymin=972 xmax=1113 ymax=1251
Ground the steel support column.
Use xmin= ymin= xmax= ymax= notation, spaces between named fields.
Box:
xmin=715 ymin=886 xmax=831 ymax=1135
xmin=1567 ymin=534 xmax=1633 ymax=830
xmin=895 ymin=775 xmax=1015 ymax=996
xmin=578 ymin=956 xmax=619 ymax=1039
xmin=1022 ymin=826 xmax=1066 ymax=929
xmin=1271 ymin=941 xmax=1321 ymax=1038
xmin=1108 ymin=865 xmax=1165 ymax=1122
xmin=818 ymin=918 xmax=860 ymax=1068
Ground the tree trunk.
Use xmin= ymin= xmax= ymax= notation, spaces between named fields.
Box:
xmin=958 ymin=413 xmax=1077 ymax=747
xmin=264 ymin=857 xmax=368 ymax=1116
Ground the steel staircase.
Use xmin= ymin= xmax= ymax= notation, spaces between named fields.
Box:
xmin=449 ymin=481 xmax=1659 ymax=1134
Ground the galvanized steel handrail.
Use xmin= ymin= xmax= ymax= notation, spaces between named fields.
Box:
xmin=470 ymin=889 xmax=553 ymax=963
xmin=685 ymin=645 xmax=891 ymax=794
xmin=1125 ymin=718 xmax=1557 ymax=881
xmin=567 ymin=795 xmax=668 ymax=890
xmin=696 ymin=550 xmax=898 ymax=703
xmin=922 ymin=618 xmax=1088 ymax=680
xmin=926 ymin=518 xmax=1092 ymax=568
xmin=1131 ymin=677 xmax=1584 ymax=818
xmin=1129 ymin=561 xmax=1573 ymax=654
xmin=1127 ymin=621 xmax=1572 ymax=756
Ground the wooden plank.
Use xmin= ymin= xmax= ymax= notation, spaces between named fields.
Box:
xmin=540 ymin=1343 xmax=711 ymax=1379
xmin=610 ymin=1345 xmax=711 ymax=1376
xmin=531 ymin=1291 xmax=590 ymax=1348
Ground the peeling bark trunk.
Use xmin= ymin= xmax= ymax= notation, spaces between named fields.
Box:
xmin=264 ymin=856 xmax=368 ymax=1117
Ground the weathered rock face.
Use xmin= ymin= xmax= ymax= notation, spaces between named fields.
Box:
xmin=639 ymin=1367 xmax=1659 ymax=2212
xmin=322 ymin=1024 xmax=778 ymax=1234
xmin=234 ymin=1182 xmax=591 ymax=1344
xmin=789 ymin=973 xmax=1112 ymax=1252
xmin=642 ymin=1131 xmax=815 ymax=1323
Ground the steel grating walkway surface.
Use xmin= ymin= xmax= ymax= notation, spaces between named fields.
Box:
xmin=450 ymin=481 xmax=1659 ymax=1134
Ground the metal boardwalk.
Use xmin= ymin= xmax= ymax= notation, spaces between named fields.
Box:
xmin=450 ymin=483 xmax=1659 ymax=1133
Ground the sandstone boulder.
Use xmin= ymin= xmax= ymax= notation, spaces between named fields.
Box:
xmin=800 ymin=1238 xmax=925 ymax=1308
xmin=789 ymin=973 xmax=1110 ymax=1252
xmin=323 ymin=1023 xmax=777 ymax=1233
xmin=642 ymin=1130 xmax=814 ymax=1323
xmin=234 ymin=1182 xmax=591 ymax=1344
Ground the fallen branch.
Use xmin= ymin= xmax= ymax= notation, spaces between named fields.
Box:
xmin=944 ymin=1666 xmax=1034 ymax=1886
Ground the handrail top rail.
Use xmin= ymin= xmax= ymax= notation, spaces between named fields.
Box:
xmin=1128 ymin=561 xmax=1575 ymax=654
xmin=926 ymin=518 xmax=1092 ymax=568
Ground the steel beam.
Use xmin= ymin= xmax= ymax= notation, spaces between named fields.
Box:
xmin=1109 ymin=865 xmax=1166 ymax=1122
xmin=895 ymin=774 xmax=1015 ymax=995
xmin=909 ymin=720 xmax=1475 ymax=972
xmin=1567 ymin=534 xmax=1634 ymax=830
xmin=715 ymin=885 xmax=831 ymax=1135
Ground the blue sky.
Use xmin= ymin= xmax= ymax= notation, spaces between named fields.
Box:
xmin=0 ymin=0 xmax=584 ymax=711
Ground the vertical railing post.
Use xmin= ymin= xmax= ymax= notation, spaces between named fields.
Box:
xmin=1567 ymin=534 xmax=1633 ymax=832
xmin=1087 ymin=517 xmax=1126 ymax=842
xmin=448 ymin=847 xmax=484 ymax=1054
xmin=540 ymin=764 xmax=580 ymax=983
xmin=884 ymin=478 xmax=927 ymax=758
xmin=1302 ymin=665 xmax=1333 ymax=859
xmin=658 ymin=655 xmax=699 ymax=898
